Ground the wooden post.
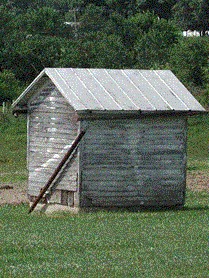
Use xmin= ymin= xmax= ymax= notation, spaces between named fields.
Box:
xmin=28 ymin=130 xmax=86 ymax=213
xmin=2 ymin=102 xmax=5 ymax=114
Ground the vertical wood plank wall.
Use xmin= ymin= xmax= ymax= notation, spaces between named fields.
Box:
xmin=80 ymin=116 xmax=187 ymax=207
xmin=27 ymin=80 xmax=79 ymax=205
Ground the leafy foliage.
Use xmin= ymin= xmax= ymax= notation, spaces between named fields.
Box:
xmin=170 ymin=37 xmax=209 ymax=86
xmin=18 ymin=7 xmax=65 ymax=36
xmin=6 ymin=35 xmax=68 ymax=81
xmin=136 ymin=0 xmax=178 ymax=19
xmin=132 ymin=13 xmax=180 ymax=68
xmin=0 ymin=70 xmax=23 ymax=103
xmin=0 ymin=0 xmax=208 ymax=104
xmin=59 ymin=32 xmax=128 ymax=68
xmin=173 ymin=0 xmax=209 ymax=35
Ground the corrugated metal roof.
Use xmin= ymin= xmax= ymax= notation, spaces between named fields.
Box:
xmin=13 ymin=68 xmax=206 ymax=113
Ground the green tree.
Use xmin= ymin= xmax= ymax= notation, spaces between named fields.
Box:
xmin=136 ymin=0 xmax=177 ymax=19
xmin=135 ymin=21 xmax=179 ymax=68
xmin=83 ymin=32 xmax=128 ymax=68
xmin=43 ymin=0 xmax=84 ymax=11
xmin=123 ymin=12 xmax=180 ymax=68
xmin=17 ymin=7 xmax=65 ymax=36
xmin=59 ymin=31 xmax=128 ymax=68
xmin=0 ymin=5 xmax=21 ymax=73
xmin=78 ymin=4 xmax=107 ymax=35
xmin=5 ymin=35 xmax=68 ymax=81
xmin=123 ymin=11 xmax=157 ymax=48
xmin=173 ymin=0 xmax=209 ymax=35
xmin=105 ymin=0 xmax=139 ymax=17
xmin=0 ymin=5 xmax=15 ymax=50
xmin=169 ymin=37 xmax=209 ymax=86
xmin=4 ymin=0 xmax=40 ymax=11
xmin=199 ymin=0 xmax=209 ymax=35
xmin=0 ymin=70 xmax=22 ymax=103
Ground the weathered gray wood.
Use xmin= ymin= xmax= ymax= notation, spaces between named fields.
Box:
xmin=82 ymin=189 xmax=183 ymax=197
xmin=28 ymin=158 xmax=79 ymax=170
xmin=81 ymin=179 xmax=184 ymax=188
xmin=29 ymin=181 xmax=77 ymax=192
xmin=49 ymin=190 xmax=61 ymax=203
xmin=30 ymin=128 xmax=77 ymax=137
xmin=30 ymin=133 xmax=78 ymax=140
xmin=29 ymin=173 xmax=77 ymax=183
xmin=29 ymin=117 xmax=76 ymax=126
xmin=80 ymin=116 xmax=187 ymax=208
xmin=82 ymin=193 xmax=184 ymax=207
xmin=29 ymin=108 xmax=73 ymax=115
xmin=30 ymin=137 xmax=74 ymax=144
xmin=83 ymin=129 xmax=185 ymax=138
xmin=29 ymin=130 xmax=84 ymax=212
xmin=27 ymin=83 xmax=79 ymax=201
xmin=30 ymin=144 xmax=74 ymax=152
xmin=30 ymin=119 xmax=77 ymax=127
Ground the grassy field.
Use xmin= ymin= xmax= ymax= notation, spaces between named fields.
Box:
xmin=187 ymin=114 xmax=209 ymax=171
xmin=0 ymin=111 xmax=27 ymax=183
xmin=0 ymin=191 xmax=208 ymax=278
xmin=0 ymin=109 xmax=208 ymax=277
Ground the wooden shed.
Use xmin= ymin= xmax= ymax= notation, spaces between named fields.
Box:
xmin=12 ymin=68 xmax=206 ymax=211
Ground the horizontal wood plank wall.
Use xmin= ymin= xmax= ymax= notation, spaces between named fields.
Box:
xmin=28 ymin=80 xmax=78 ymax=203
xmin=80 ymin=116 xmax=187 ymax=207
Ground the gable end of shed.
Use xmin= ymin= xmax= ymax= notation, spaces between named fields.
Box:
xmin=27 ymin=80 xmax=80 ymax=207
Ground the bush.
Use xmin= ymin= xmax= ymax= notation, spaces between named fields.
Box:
xmin=128 ymin=13 xmax=180 ymax=69
xmin=169 ymin=37 xmax=209 ymax=87
xmin=0 ymin=70 xmax=23 ymax=104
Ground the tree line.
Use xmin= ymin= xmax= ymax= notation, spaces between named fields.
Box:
xmin=0 ymin=0 xmax=208 ymax=106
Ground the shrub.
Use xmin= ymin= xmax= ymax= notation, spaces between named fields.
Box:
xmin=0 ymin=70 xmax=23 ymax=104
xmin=169 ymin=37 xmax=209 ymax=87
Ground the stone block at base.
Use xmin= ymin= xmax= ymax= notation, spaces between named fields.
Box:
xmin=29 ymin=202 xmax=79 ymax=214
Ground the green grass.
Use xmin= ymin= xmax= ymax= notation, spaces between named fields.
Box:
xmin=187 ymin=114 xmax=209 ymax=171
xmin=0 ymin=190 xmax=208 ymax=278
xmin=0 ymin=110 xmax=27 ymax=183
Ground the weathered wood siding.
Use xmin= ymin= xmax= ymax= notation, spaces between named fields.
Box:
xmin=27 ymin=80 xmax=78 ymax=205
xmin=80 ymin=116 xmax=187 ymax=207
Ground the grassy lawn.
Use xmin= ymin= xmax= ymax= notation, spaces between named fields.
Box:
xmin=0 ymin=111 xmax=27 ymax=183
xmin=187 ymin=114 xmax=209 ymax=171
xmin=0 ymin=191 xmax=208 ymax=278
xmin=0 ymin=109 xmax=208 ymax=277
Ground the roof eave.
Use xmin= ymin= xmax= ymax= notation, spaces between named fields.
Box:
xmin=76 ymin=109 xmax=207 ymax=120
xmin=12 ymin=69 xmax=47 ymax=111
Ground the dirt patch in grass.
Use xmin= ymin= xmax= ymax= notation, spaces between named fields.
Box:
xmin=186 ymin=170 xmax=209 ymax=192
xmin=0 ymin=181 xmax=28 ymax=206
xmin=0 ymin=171 xmax=208 ymax=206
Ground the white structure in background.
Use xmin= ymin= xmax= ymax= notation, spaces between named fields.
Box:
xmin=183 ymin=30 xmax=209 ymax=37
